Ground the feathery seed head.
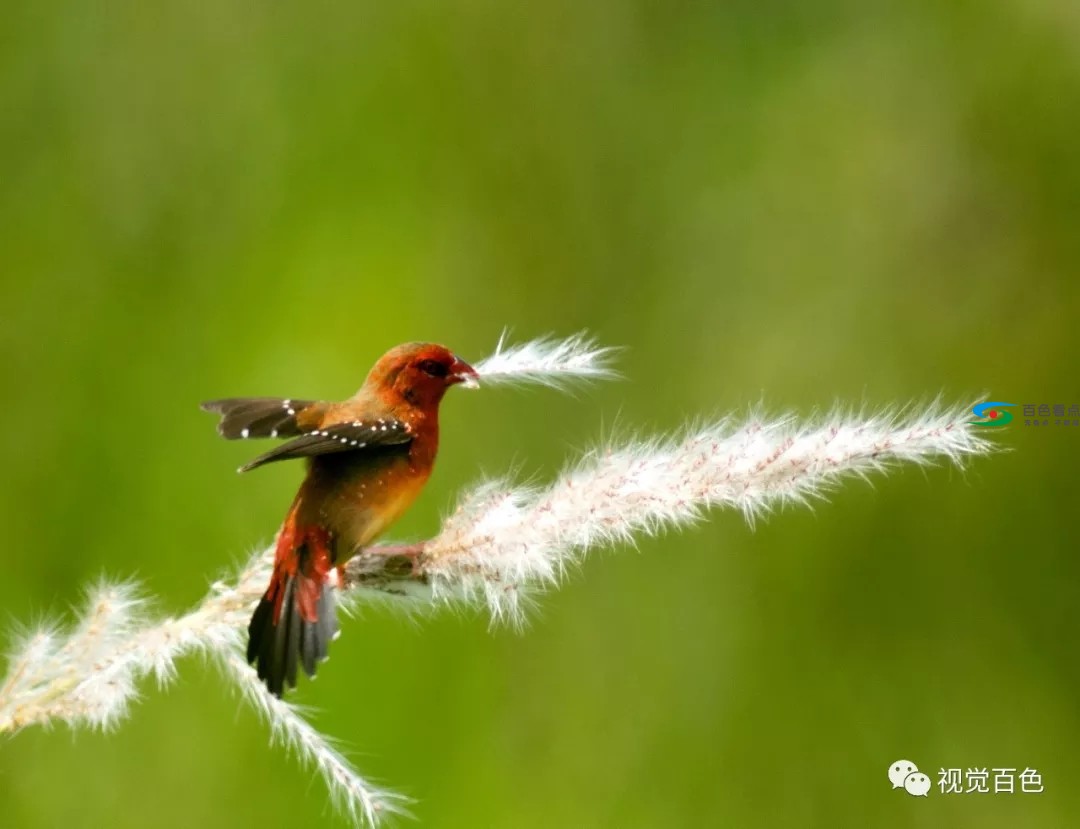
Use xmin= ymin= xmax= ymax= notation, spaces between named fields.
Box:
xmin=473 ymin=331 xmax=620 ymax=388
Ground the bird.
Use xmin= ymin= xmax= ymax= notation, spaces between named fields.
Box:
xmin=202 ymin=343 xmax=477 ymax=696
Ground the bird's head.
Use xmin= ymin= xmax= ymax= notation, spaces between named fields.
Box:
xmin=365 ymin=342 xmax=478 ymax=409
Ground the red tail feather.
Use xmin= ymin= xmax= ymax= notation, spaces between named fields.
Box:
xmin=247 ymin=503 xmax=339 ymax=696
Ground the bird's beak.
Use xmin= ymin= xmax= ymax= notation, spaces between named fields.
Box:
xmin=449 ymin=356 xmax=479 ymax=389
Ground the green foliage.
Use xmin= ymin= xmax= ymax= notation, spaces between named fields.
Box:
xmin=1 ymin=1 xmax=1077 ymax=826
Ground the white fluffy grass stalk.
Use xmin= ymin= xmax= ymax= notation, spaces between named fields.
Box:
xmin=0 ymin=332 xmax=995 ymax=827
xmin=220 ymin=654 xmax=412 ymax=825
xmin=418 ymin=404 xmax=993 ymax=622
xmin=0 ymin=554 xmax=266 ymax=733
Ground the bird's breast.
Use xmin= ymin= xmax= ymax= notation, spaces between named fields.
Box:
xmin=307 ymin=446 xmax=433 ymax=559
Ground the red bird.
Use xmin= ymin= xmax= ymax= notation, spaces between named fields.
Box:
xmin=203 ymin=343 xmax=477 ymax=696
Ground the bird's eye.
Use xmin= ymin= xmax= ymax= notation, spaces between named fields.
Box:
xmin=417 ymin=359 xmax=449 ymax=378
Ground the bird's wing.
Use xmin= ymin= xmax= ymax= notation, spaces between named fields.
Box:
xmin=201 ymin=397 xmax=322 ymax=440
xmin=237 ymin=417 xmax=413 ymax=473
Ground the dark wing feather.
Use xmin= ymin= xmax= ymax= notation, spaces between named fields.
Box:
xmin=201 ymin=397 xmax=318 ymax=440
xmin=238 ymin=418 xmax=413 ymax=473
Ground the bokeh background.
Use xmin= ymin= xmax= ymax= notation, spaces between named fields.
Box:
xmin=2 ymin=2 xmax=1078 ymax=827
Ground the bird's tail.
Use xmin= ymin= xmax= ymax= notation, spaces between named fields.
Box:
xmin=247 ymin=507 xmax=338 ymax=697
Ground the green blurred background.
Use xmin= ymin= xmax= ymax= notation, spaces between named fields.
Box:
xmin=2 ymin=2 xmax=1078 ymax=827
